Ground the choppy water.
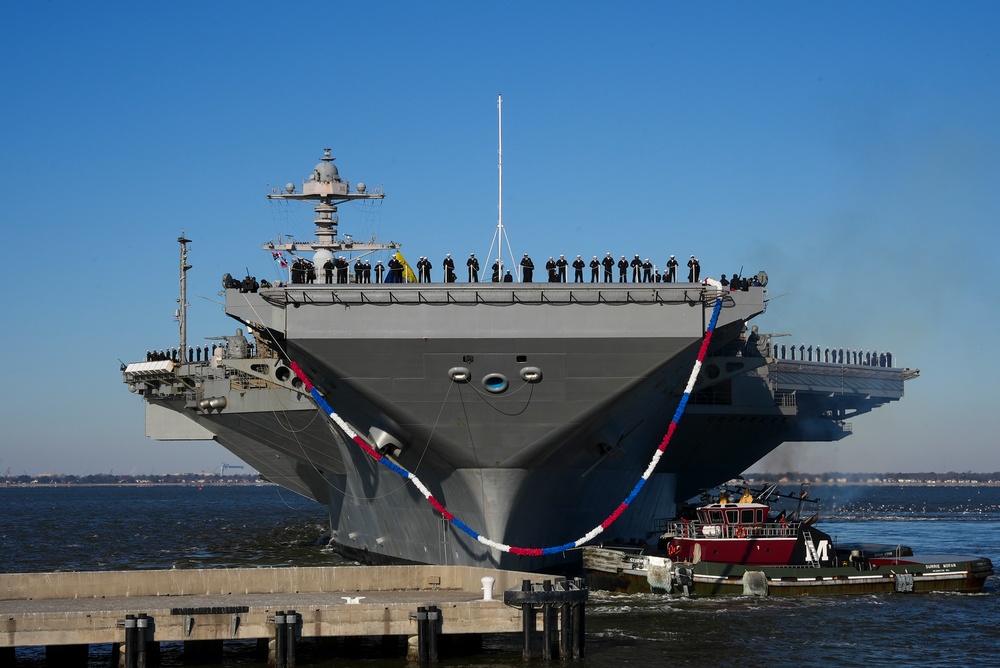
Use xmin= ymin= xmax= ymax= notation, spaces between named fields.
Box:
xmin=2 ymin=483 xmax=998 ymax=666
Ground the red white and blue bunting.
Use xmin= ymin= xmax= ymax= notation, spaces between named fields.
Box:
xmin=290 ymin=296 xmax=725 ymax=556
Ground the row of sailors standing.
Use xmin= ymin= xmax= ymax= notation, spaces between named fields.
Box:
xmin=522 ymin=253 xmax=702 ymax=283
xmin=144 ymin=343 xmax=256 ymax=363
xmin=290 ymin=257 xmax=414 ymax=284
xmin=432 ymin=253 xmax=710 ymax=284
xmin=284 ymin=253 xmax=749 ymax=286
xmin=774 ymin=345 xmax=895 ymax=368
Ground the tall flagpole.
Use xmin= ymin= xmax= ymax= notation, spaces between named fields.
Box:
xmin=497 ymin=93 xmax=504 ymax=279
xmin=486 ymin=93 xmax=517 ymax=281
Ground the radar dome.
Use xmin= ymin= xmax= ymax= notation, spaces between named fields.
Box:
xmin=312 ymin=152 xmax=340 ymax=183
xmin=285 ymin=183 xmax=296 ymax=194
xmin=356 ymin=182 xmax=366 ymax=193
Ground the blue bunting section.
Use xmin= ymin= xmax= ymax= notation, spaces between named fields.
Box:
xmin=290 ymin=297 xmax=725 ymax=556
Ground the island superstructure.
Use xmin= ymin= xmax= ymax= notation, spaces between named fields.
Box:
xmin=123 ymin=149 xmax=918 ymax=570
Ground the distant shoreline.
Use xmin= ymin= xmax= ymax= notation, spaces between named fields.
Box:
xmin=3 ymin=479 xmax=998 ymax=489
xmin=0 ymin=481 xmax=276 ymax=489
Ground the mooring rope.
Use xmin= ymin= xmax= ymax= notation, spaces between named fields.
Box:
xmin=289 ymin=296 xmax=725 ymax=556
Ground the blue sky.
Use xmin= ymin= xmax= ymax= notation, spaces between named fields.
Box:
xmin=2 ymin=2 xmax=998 ymax=476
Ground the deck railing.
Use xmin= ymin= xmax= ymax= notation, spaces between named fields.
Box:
xmin=658 ymin=520 xmax=799 ymax=540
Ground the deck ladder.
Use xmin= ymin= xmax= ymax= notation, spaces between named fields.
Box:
xmin=801 ymin=530 xmax=820 ymax=567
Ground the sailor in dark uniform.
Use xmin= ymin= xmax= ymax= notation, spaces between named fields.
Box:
xmin=503 ymin=270 xmax=513 ymax=282
xmin=323 ymin=259 xmax=334 ymax=284
xmin=642 ymin=258 xmax=652 ymax=283
xmin=556 ymin=254 xmax=569 ymax=282
xmin=589 ymin=256 xmax=600 ymax=282
xmin=374 ymin=259 xmax=385 ymax=283
xmin=442 ymin=254 xmax=455 ymax=282
xmin=545 ymin=257 xmax=557 ymax=282
xmin=602 ymin=253 xmax=614 ymax=282
xmin=336 ymin=256 xmax=349 ymax=284
xmin=467 ymin=253 xmax=479 ymax=282
xmin=520 ymin=254 xmax=534 ymax=282
xmin=388 ymin=256 xmax=403 ymax=283
xmin=363 ymin=260 xmax=371 ymax=283
xmin=630 ymin=254 xmax=642 ymax=282
xmin=666 ymin=255 xmax=678 ymax=282
xmin=491 ymin=261 xmax=501 ymax=282
xmin=687 ymin=256 xmax=700 ymax=282
xmin=572 ymin=255 xmax=585 ymax=282
xmin=354 ymin=259 xmax=364 ymax=283
xmin=617 ymin=256 xmax=628 ymax=282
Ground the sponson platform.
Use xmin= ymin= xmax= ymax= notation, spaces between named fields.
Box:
xmin=0 ymin=565 xmax=587 ymax=666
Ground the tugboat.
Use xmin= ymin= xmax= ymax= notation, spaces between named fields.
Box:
xmin=584 ymin=485 xmax=994 ymax=596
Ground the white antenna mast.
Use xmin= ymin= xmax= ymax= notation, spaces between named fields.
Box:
xmin=498 ymin=93 xmax=503 ymax=276
xmin=486 ymin=93 xmax=518 ymax=281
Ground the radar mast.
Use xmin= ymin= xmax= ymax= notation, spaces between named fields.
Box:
xmin=264 ymin=149 xmax=396 ymax=264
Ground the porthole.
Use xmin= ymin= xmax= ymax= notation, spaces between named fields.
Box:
xmin=482 ymin=373 xmax=509 ymax=393
xmin=275 ymin=366 xmax=291 ymax=382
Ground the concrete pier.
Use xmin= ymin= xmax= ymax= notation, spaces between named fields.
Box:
xmin=0 ymin=565 xmax=583 ymax=666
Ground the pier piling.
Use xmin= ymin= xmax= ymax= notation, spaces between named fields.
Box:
xmin=505 ymin=577 xmax=587 ymax=661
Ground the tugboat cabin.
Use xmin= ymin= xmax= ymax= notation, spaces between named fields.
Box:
xmin=695 ymin=502 xmax=770 ymax=537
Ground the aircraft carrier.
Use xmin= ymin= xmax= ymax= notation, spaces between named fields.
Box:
xmin=123 ymin=149 xmax=918 ymax=570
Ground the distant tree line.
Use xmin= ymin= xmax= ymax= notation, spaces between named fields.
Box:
xmin=1 ymin=473 xmax=262 ymax=486
xmin=745 ymin=471 xmax=1000 ymax=484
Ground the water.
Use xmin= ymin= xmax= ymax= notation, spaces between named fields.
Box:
xmin=2 ymin=483 xmax=998 ymax=666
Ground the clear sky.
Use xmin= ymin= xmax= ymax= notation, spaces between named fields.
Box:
xmin=2 ymin=2 xmax=998 ymax=476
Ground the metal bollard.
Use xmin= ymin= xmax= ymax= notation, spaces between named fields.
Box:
xmin=481 ymin=576 xmax=495 ymax=601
